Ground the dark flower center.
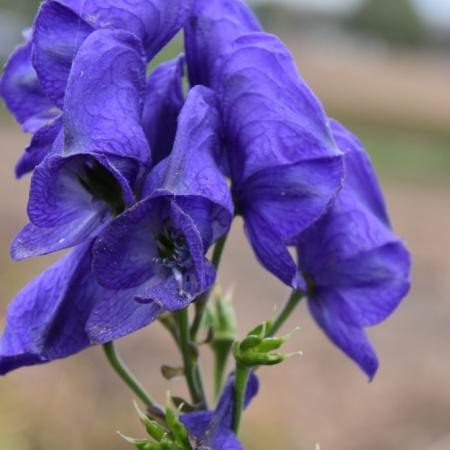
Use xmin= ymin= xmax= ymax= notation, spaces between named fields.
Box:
xmin=77 ymin=160 xmax=125 ymax=216
xmin=155 ymin=221 xmax=190 ymax=270
xmin=155 ymin=221 xmax=194 ymax=300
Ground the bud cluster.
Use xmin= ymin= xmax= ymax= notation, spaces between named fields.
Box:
xmin=233 ymin=320 xmax=301 ymax=368
xmin=119 ymin=400 xmax=192 ymax=450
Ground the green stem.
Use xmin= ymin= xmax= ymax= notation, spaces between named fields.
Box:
xmin=103 ymin=342 xmax=157 ymax=408
xmin=211 ymin=235 xmax=228 ymax=269
xmin=232 ymin=363 xmax=251 ymax=435
xmin=176 ymin=308 xmax=208 ymax=409
xmin=190 ymin=235 xmax=228 ymax=341
xmin=213 ymin=340 xmax=234 ymax=399
xmin=268 ymin=290 xmax=303 ymax=337
xmin=159 ymin=314 xmax=180 ymax=348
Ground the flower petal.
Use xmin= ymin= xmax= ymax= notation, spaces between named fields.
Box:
xmin=92 ymin=197 xmax=162 ymax=290
xmin=184 ymin=0 xmax=261 ymax=86
xmin=181 ymin=372 xmax=259 ymax=450
xmin=308 ymin=288 xmax=379 ymax=380
xmin=92 ymin=196 xmax=216 ymax=307
xmin=28 ymin=152 xmax=132 ymax=228
xmin=0 ymin=39 xmax=58 ymax=131
xmin=33 ymin=0 xmax=94 ymax=107
xmin=0 ymin=244 xmax=94 ymax=375
xmin=240 ymin=158 xmax=344 ymax=242
xmin=63 ymin=29 xmax=150 ymax=166
xmin=239 ymin=158 xmax=343 ymax=288
xmin=142 ymin=85 xmax=233 ymax=241
xmin=15 ymin=116 xmax=62 ymax=178
xmin=28 ymin=154 xmax=106 ymax=228
xmin=330 ymin=119 xmax=390 ymax=225
xmin=136 ymin=273 xmax=202 ymax=312
xmin=295 ymin=122 xmax=411 ymax=378
xmin=321 ymin=242 xmax=411 ymax=327
xmin=11 ymin=215 xmax=104 ymax=261
xmin=143 ymin=55 xmax=185 ymax=164
xmin=86 ymin=288 xmax=163 ymax=344
xmin=297 ymin=122 xmax=409 ymax=273
xmin=58 ymin=0 xmax=194 ymax=58
xmin=216 ymin=32 xmax=342 ymax=181
xmin=243 ymin=210 xmax=300 ymax=288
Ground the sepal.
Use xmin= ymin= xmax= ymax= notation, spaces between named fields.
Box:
xmin=205 ymin=289 xmax=237 ymax=344
xmin=120 ymin=399 xmax=193 ymax=450
xmin=233 ymin=320 xmax=301 ymax=368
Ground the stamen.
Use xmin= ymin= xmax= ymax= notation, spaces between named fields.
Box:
xmin=154 ymin=222 xmax=194 ymax=300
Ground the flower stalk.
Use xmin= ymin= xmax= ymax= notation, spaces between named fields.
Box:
xmin=190 ymin=235 xmax=228 ymax=341
xmin=102 ymin=342 xmax=157 ymax=408
xmin=268 ymin=290 xmax=303 ymax=337
xmin=175 ymin=309 xmax=207 ymax=409
xmin=232 ymin=362 xmax=251 ymax=435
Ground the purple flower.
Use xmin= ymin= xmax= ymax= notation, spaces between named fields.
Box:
xmin=296 ymin=120 xmax=411 ymax=379
xmin=32 ymin=0 xmax=194 ymax=107
xmin=181 ymin=372 xmax=259 ymax=450
xmin=11 ymin=29 xmax=150 ymax=260
xmin=0 ymin=9 xmax=203 ymax=374
xmin=2 ymin=0 xmax=193 ymax=176
xmin=0 ymin=33 xmax=62 ymax=177
xmin=186 ymin=10 xmax=345 ymax=288
xmin=92 ymin=85 xmax=233 ymax=312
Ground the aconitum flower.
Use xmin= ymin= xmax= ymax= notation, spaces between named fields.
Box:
xmin=93 ymin=86 xmax=233 ymax=313
xmin=296 ymin=120 xmax=411 ymax=379
xmin=0 ymin=25 xmax=203 ymax=374
xmin=32 ymin=0 xmax=194 ymax=106
xmin=12 ymin=29 xmax=149 ymax=260
xmin=186 ymin=5 xmax=345 ymax=288
xmin=1 ymin=0 xmax=193 ymax=176
xmin=181 ymin=372 xmax=259 ymax=449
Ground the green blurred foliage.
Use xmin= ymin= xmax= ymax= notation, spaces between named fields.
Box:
xmin=347 ymin=0 xmax=428 ymax=47
xmin=253 ymin=3 xmax=305 ymax=31
xmin=354 ymin=124 xmax=450 ymax=185
xmin=0 ymin=0 xmax=39 ymax=19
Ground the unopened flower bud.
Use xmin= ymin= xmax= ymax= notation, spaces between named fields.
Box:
xmin=165 ymin=394 xmax=190 ymax=448
xmin=233 ymin=321 xmax=301 ymax=368
xmin=134 ymin=401 xmax=166 ymax=441
xmin=206 ymin=289 xmax=237 ymax=342
xmin=118 ymin=433 xmax=161 ymax=450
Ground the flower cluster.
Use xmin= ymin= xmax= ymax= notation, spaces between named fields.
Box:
xmin=0 ymin=0 xmax=411 ymax=446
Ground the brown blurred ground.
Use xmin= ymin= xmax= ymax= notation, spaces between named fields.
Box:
xmin=1 ymin=44 xmax=450 ymax=450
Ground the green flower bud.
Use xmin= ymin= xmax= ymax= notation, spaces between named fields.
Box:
xmin=253 ymin=336 xmax=285 ymax=353
xmin=160 ymin=434 xmax=184 ymax=450
xmin=233 ymin=321 xmax=301 ymax=368
xmin=133 ymin=401 xmax=166 ymax=441
xmin=206 ymin=289 xmax=239 ymax=398
xmin=247 ymin=321 xmax=267 ymax=339
xmin=117 ymin=433 xmax=161 ymax=450
xmin=205 ymin=289 xmax=237 ymax=342
xmin=239 ymin=334 xmax=263 ymax=351
xmin=165 ymin=394 xmax=190 ymax=448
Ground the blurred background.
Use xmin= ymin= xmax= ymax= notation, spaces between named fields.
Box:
xmin=0 ymin=1 xmax=449 ymax=449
